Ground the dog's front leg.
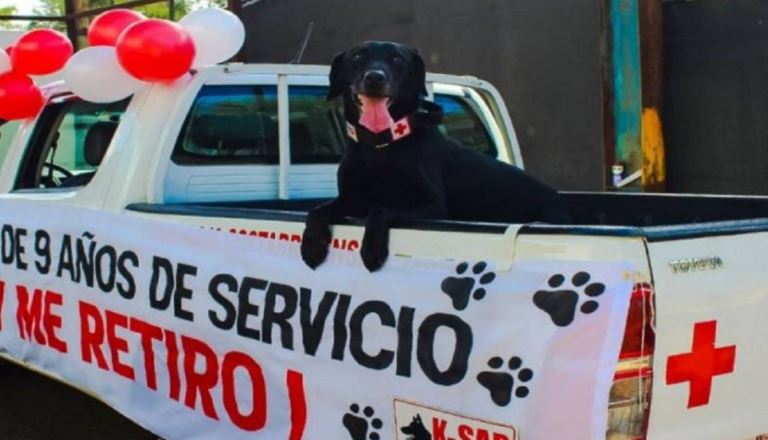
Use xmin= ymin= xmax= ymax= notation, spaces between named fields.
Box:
xmin=301 ymin=199 xmax=350 ymax=269
xmin=360 ymin=203 xmax=446 ymax=272
xmin=360 ymin=205 xmax=397 ymax=272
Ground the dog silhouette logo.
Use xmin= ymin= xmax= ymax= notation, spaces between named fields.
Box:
xmin=400 ymin=414 xmax=432 ymax=440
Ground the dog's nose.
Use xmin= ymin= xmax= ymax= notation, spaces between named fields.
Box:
xmin=363 ymin=70 xmax=388 ymax=87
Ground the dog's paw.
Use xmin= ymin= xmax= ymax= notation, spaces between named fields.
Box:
xmin=301 ymin=224 xmax=332 ymax=269
xmin=360 ymin=231 xmax=389 ymax=272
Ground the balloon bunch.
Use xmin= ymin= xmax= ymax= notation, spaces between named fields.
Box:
xmin=0 ymin=29 xmax=73 ymax=120
xmin=64 ymin=8 xmax=245 ymax=104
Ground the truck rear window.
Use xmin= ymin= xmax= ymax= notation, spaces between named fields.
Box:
xmin=173 ymin=85 xmax=280 ymax=165
xmin=172 ymin=85 xmax=347 ymax=165
xmin=171 ymin=84 xmax=497 ymax=167
xmin=288 ymin=86 xmax=347 ymax=164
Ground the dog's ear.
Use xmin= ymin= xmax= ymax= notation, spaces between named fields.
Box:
xmin=327 ymin=51 xmax=347 ymax=100
xmin=410 ymin=48 xmax=429 ymax=96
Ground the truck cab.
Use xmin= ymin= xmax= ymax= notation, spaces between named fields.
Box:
xmin=0 ymin=64 xmax=521 ymax=210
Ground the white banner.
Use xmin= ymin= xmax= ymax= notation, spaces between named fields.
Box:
xmin=0 ymin=200 xmax=633 ymax=439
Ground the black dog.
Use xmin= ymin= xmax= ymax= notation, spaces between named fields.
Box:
xmin=301 ymin=41 xmax=569 ymax=272
xmin=400 ymin=414 xmax=432 ymax=440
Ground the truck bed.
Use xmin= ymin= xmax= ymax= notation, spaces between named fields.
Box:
xmin=127 ymin=191 xmax=768 ymax=242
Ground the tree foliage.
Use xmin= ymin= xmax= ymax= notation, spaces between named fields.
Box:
xmin=0 ymin=6 xmax=23 ymax=30
xmin=23 ymin=0 xmax=229 ymax=31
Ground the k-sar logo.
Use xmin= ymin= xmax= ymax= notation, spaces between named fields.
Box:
xmin=394 ymin=400 xmax=517 ymax=440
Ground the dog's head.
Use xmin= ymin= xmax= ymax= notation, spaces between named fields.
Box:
xmin=400 ymin=414 xmax=432 ymax=440
xmin=328 ymin=41 xmax=427 ymax=131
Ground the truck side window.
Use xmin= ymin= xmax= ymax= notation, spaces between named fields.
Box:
xmin=289 ymin=86 xmax=346 ymax=164
xmin=434 ymin=94 xmax=497 ymax=157
xmin=172 ymin=85 xmax=279 ymax=165
xmin=15 ymin=97 xmax=128 ymax=190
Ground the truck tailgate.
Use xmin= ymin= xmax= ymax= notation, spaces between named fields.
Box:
xmin=645 ymin=222 xmax=768 ymax=439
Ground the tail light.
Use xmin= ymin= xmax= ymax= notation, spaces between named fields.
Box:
xmin=606 ymin=282 xmax=655 ymax=440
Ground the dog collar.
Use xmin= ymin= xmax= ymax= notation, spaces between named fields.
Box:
xmin=346 ymin=117 xmax=412 ymax=148
xmin=346 ymin=100 xmax=443 ymax=148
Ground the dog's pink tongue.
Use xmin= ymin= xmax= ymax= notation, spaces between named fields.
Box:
xmin=358 ymin=96 xmax=394 ymax=134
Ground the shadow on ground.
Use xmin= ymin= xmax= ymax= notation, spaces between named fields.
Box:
xmin=0 ymin=359 xmax=157 ymax=440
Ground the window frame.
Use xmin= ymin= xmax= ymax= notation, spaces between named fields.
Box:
xmin=159 ymin=70 xmax=512 ymax=204
xmin=286 ymin=84 xmax=346 ymax=165
xmin=434 ymin=93 xmax=498 ymax=158
xmin=13 ymin=95 xmax=129 ymax=191
xmin=170 ymin=84 xmax=282 ymax=166
xmin=169 ymin=83 xmax=502 ymax=168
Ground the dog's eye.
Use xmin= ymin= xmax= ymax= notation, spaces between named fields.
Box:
xmin=392 ymin=56 xmax=404 ymax=64
xmin=351 ymin=53 xmax=364 ymax=63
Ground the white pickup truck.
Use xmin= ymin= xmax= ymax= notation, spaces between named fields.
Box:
xmin=1 ymin=63 xmax=767 ymax=440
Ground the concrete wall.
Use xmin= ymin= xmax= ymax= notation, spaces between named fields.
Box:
xmin=664 ymin=0 xmax=768 ymax=195
xmin=240 ymin=0 xmax=607 ymax=191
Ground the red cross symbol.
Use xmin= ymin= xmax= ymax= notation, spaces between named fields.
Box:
xmin=391 ymin=119 xmax=411 ymax=140
xmin=666 ymin=320 xmax=736 ymax=408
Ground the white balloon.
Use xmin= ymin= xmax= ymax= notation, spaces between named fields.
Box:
xmin=180 ymin=8 xmax=245 ymax=67
xmin=0 ymin=49 xmax=11 ymax=75
xmin=63 ymin=46 xmax=145 ymax=103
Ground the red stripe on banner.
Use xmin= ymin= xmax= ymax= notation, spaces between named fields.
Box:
xmin=181 ymin=335 xmax=220 ymax=420
xmin=79 ymin=300 xmax=109 ymax=370
xmin=106 ymin=310 xmax=135 ymax=381
xmin=287 ymin=369 xmax=307 ymax=440
xmin=222 ymin=351 xmax=267 ymax=431
xmin=0 ymin=280 xmax=5 ymax=331
xmin=16 ymin=285 xmax=46 ymax=344
xmin=164 ymin=329 xmax=181 ymax=402
xmin=130 ymin=317 xmax=164 ymax=390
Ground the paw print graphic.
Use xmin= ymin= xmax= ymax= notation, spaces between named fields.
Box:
xmin=441 ymin=261 xmax=496 ymax=311
xmin=533 ymin=271 xmax=606 ymax=327
xmin=477 ymin=356 xmax=534 ymax=406
xmin=342 ymin=403 xmax=383 ymax=440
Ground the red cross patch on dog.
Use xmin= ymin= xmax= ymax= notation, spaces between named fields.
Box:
xmin=391 ymin=118 xmax=411 ymax=141
xmin=346 ymin=122 xmax=359 ymax=142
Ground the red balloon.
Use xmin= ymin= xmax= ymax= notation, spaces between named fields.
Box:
xmin=11 ymin=29 xmax=73 ymax=76
xmin=4 ymin=44 xmax=13 ymax=57
xmin=88 ymin=9 xmax=146 ymax=47
xmin=0 ymin=72 xmax=44 ymax=120
xmin=116 ymin=19 xmax=195 ymax=82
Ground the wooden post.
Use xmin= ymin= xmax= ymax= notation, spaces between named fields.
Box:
xmin=638 ymin=0 xmax=666 ymax=192
xmin=63 ymin=0 xmax=79 ymax=51
xmin=601 ymin=0 xmax=617 ymax=190
xmin=63 ymin=0 xmax=91 ymax=50
xmin=228 ymin=0 xmax=243 ymax=17
xmin=604 ymin=0 xmax=666 ymax=191
xmin=609 ymin=0 xmax=643 ymax=191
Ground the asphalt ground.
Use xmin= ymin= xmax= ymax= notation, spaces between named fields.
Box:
xmin=0 ymin=359 xmax=157 ymax=440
